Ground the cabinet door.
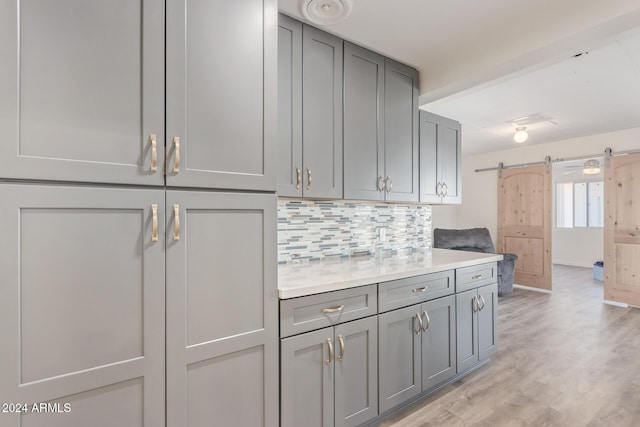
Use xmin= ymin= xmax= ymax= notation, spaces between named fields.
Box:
xmin=419 ymin=111 xmax=440 ymax=203
xmin=344 ymin=42 xmax=385 ymax=201
xmin=0 ymin=184 xmax=165 ymax=426
xmin=384 ymin=59 xmax=418 ymax=202
xmin=166 ymin=192 xmax=278 ymax=427
xmin=166 ymin=0 xmax=276 ymax=191
xmin=281 ymin=328 xmax=334 ymax=427
xmin=438 ymin=118 xmax=462 ymax=203
xmin=302 ymin=25 xmax=343 ymax=199
xmin=335 ymin=317 xmax=378 ymax=427
xmin=478 ymin=283 xmax=498 ymax=362
xmin=378 ymin=305 xmax=421 ymax=413
xmin=277 ymin=14 xmax=303 ymax=197
xmin=421 ymin=296 xmax=457 ymax=391
xmin=456 ymin=289 xmax=479 ymax=373
xmin=0 ymin=0 xmax=164 ymax=186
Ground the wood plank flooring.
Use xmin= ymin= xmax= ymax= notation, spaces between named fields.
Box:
xmin=378 ymin=265 xmax=640 ymax=427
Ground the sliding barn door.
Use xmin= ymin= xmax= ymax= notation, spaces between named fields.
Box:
xmin=497 ymin=165 xmax=552 ymax=291
xmin=604 ymin=153 xmax=640 ymax=306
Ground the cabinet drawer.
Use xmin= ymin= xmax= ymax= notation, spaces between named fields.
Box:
xmin=280 ymin=285 xmax=377 ymax=337
xmin=378 ymin=271 xmax=454 ymax=313
xmin=456 ymin=262 xmax=497 ymax=292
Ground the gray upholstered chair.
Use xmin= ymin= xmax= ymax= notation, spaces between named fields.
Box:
xmin=433 ymin=228 xmax=518 ymax=296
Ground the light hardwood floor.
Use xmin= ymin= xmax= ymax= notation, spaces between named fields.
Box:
xmin=378 ymin=265 xmax=640 ymax=427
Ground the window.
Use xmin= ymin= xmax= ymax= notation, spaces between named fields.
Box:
xmin=556 ymin=181 xmax=604 ymax=228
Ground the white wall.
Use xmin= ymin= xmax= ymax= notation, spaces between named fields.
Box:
xmin=450 ymin=126 xmax=640 ymax=264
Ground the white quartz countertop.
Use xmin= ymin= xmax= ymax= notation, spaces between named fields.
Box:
xmin=278 ymin=248 xmax=503 ymax=299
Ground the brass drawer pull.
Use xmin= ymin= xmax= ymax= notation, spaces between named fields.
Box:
xmin=322 ymin=305 xmax=344 ymax=314
xmin=326 ymin=338 xmax=333 ymax=365
xmin=150 ymin=134 xmax=157 ymax=172
xmin=478 ymin=294 xmax=486 ymax=311
xmin=412 ymin=287 xmax=428 ymax=293
xmin=173 ymin=137 xmax=180 ymax=173
xmin=295 ymin=167 xmax=301 ymax=190
xmin=151 ymin=204 xmax=158 ymax=242
xmin=472 ymin=274 xmax=483 ymax=280
xmin=173 ymin=204 xmax=180 ymax=241
xmin=337 ymin=335 xmax=345 ymax=361
xmin=414 ymin=313 xmax=423 ymax=334
xmin=421 ymin=310 xmax=431 ymax=332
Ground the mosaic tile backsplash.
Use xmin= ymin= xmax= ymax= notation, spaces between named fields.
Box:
xmin=278 ymin=199 xmax=432 ymax=263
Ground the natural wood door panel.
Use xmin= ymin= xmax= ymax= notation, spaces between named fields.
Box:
xmin=498 ymin=165 xmax=551 ymax=290
xmin=605 ymin=154 xmax=640 ymax=305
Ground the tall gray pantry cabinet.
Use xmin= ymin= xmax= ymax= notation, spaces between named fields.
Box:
xmin=0 ymin=1 xmax=278 ymax=427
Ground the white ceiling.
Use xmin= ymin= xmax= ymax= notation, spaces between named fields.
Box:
xmin=280 ymin=0 xmax=640 ymax=155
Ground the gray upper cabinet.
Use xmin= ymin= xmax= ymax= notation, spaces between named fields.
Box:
xmin=344 ymin=43 xmax=418 ymax=202
xmin=277 ymin=16 xmax=343 ymax=198
xmin=344 ymin=42 xmax=386 ymax=201
xmin=166 ymin=0 xmax=276 ymax=191
xmin=419 ymin=111 xmax=462 ymax=204
xmin=0 ymin=0 xmax=165 ymax=186
xmin=165 ymin=191 xmax=278 ymax=427
xmin=0 ymin=184 xmax=165 ymax=426
xmin=278 ymin=15 xmax=303 ymax=197
xmin=384 ymin=60 xmax=419 ymax=202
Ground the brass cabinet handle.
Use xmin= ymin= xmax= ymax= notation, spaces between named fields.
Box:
xmin=472 ymin=296 xmax=479 ymax=313
xmin=442 ymin=182 xmax=448 ymax=197
xmin=326 ymin=338 xmax=333 ymax=365
xmin=150 ymin=134 xmax=157 ymax=172
xmin=322 ymin=305 xmax=344 ymax=314
xmin=151 ymin=204 xmax=158 ymax=242
xmin=478 ymin=294 xmax=486 ymax=311
xmin=386 ymin=176 xmax=393 ymax=193
xmin=472 ymin=274 xmax=483 ymax=280
xmin=173 ymin=204 xmax=180 ymax=241
xmin=173 ymin=137 xmax=180 ymax=173
xmin=412 ymin=287 xmax=428 ymax=293
xmin=306 ymin=168 xmax=312 ymax=190
xmin=337 ymin=335 xmax=345 ymax=361
xmin=414 ymin=313 xmax=423 ymax=334
xmin=378 ymin=175 xmax=386 ymax=193
xmin=422 ymin=310 xmax=431 ymax=332
xmin=295 ymin=167 xmax=301 ymax=190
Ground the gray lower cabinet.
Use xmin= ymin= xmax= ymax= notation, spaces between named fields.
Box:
xmin=344 ymin=43 xmax=419 ymax=202
xmin=277 ymin=15 xmax=343 ymax=198
xmin=0 ymin=184 xmax=165 ymax=426
xmin=0 ymin=0 xmax=164 ymax=186
xmin=281 ymin=317 xmax=378 ymax=427
xmin=166 ymin=0 xmax=276 ymax=191
xmin=166 ymin=191 xmax=278 ymax=427
xmin=378 ymin=295 xmax=456 ymax=413
xmin=419 ymin=111 xmax=462 ymax=204
xmin=456 ymin=283 xmax=498 ymax=373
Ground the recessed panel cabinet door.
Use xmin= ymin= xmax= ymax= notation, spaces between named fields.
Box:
xmin=166 ymin=0 xmax=276 ymax=191
xmin=0 ymin=0 xmax=164 ymax=185
xmin=0 ymin=184 xmax=165 ymax=426
xmin=456 ymin=289 xmax=479 ymax=373
xmin=344 ymin=42 xmax=385 ymax=201
xmin=166 ymin=191 xmax=278 ymax=427
xmin=421 ymin=295 xmax=457 ymax=391
xmin=378 ymin=305 xmax=421 ymax=414
xmin=478 ymin=284 xmax=498 ymax=362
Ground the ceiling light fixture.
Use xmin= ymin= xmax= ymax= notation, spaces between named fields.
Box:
xmin=513 ymin=127 xmax=528 ymax=143
xmin=299 ymin=0 xmax=352 ymax=25
xmin=582 ymin=159 xmax=601 ymax=175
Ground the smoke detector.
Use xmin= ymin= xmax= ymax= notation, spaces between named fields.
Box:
xmin=299 ymin=0 xmax=353 ymax=25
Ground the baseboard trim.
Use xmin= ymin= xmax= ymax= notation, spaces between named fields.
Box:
xmin=553 ymin=261 xmax=595 ymax=268
xmin=603 ymin=299 xmax=629 ymax=308
xmin=513 ymin=284 xmax=552 ymax=294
